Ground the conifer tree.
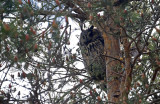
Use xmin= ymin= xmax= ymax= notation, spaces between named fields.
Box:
xmin=0 ymin=0 xmax=160 ymax=103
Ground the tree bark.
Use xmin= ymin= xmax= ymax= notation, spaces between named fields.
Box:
xmin=96 ymin=6 xmax=123 ymax=102
xmin=120 ymin=28 xmax=132 ymax=104
xmin=103 ymin=30 xmax=122 ymax=103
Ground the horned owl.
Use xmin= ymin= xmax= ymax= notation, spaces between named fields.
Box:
xmin=79 ymin=26 xmax=106 ymax=81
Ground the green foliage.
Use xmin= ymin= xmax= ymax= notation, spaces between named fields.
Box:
xmin=0 ymin=0 xmax=160 ymax=104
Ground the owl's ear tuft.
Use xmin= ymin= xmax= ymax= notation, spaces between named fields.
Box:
xmin=90 ymin=25 xmax=94 ymax=29
xmin=89 ymin=25 xmax=94 ymax=30
xmin=88 ymin=26 xmax=94 ymax=37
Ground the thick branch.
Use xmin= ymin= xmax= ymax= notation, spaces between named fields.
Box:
xmin=121 ymin=28 xmax=132 ymax=103
xmin=64 ymin=1 xmax=87 ymax=21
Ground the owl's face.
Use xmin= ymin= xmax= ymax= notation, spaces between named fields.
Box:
xmin=80 ymin=27 xmax=103 ymax=46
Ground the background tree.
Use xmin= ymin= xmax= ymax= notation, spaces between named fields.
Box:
xmin=0 ymin=0 xmax=160 ymax=104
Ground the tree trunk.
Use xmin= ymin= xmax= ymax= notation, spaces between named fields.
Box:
xmin=97 ymin=21 xmax=132 ymax=103
xmin=96 ymin=8 xmax=123 ymax=101
xmin=103 ymin=32 xmax=121 ymax=103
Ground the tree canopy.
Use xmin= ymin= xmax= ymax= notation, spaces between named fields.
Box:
xmin=0 ymin=0 xmax=160 ymax=104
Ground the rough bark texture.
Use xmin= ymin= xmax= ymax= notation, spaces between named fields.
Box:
xmin=97 ymin=10 xmax=132 ymax=103
xmin=103 ymin=34 xmax=121 ymax=103
xmin=96 ymin=6 xmax=124 ymax=103
xmin=100 ymin=25 xmax=132 ymax=104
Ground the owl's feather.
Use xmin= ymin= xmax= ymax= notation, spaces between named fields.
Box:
xmin=80 ymin=26 xmax=106 ymax=81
